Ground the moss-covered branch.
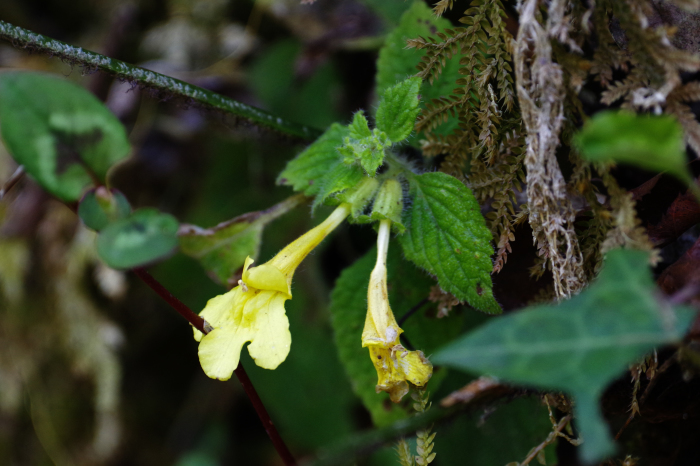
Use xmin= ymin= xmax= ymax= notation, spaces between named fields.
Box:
xmin=0 ymin=20 xmax=323 ymax=141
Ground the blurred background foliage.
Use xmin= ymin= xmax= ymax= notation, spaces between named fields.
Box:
xmin=0 ymin=0 xmax=558 ymax=465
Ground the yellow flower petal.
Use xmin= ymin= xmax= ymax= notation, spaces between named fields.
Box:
xmin=194 ymin=205 xmax=350 ymax=379
xmin=362 ymin=219 xmax=433 ymax=402
xmin=193 ymin=287 xmax=244 ymax=342
xmin=198 ymin=325 xmax=254 ymax=381
xmin=197 ymin=289 xmax=290 ymax=379
xmin=246 ymin=291 xmax=291 ymax=370
xmin=244 ymin=262 xmax=290 ymax=297
xmin=397 ymin=349 xmax=433 ymax=387
xmin=369 ymin=345 xmax=433 ymax=403
xmin=269 ymin=204 xmax=350 ymax=280
xmin=361 ymin=262 xmax=402 ymax=347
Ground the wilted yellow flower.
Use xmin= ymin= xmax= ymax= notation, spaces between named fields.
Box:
xmin=362 ymin=219 xmax=433 ymax=402
xmin=194 ymin=203 xmax=351 ymax=380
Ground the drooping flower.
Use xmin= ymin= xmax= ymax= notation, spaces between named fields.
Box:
xmin=194 ymin=203 xmax=351 ymax=380
xmin=362 ymin=219 xmax=433 ymax=402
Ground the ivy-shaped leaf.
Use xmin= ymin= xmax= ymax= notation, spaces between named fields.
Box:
xmin=0 ymin=72 xmax=130 ymax=201
xmin=375 ymin=77 xmax=421 ymax=143
xmin=277 ymin=123 xmax=349 ymax=196
xmin=433 ymin=249 xmax=695 ymax=464
xmin=179 ymin=195 xmax=303 ymax=286
xmin=399 ymin=172 xmax=500 ymax=314
xmin=329 ymin=245 xmax=462 ymax=426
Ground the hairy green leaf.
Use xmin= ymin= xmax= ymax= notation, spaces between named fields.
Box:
xmin=313 ymin=162 xmax=365 ymax=210
xmin=375 ymin=1 xmax=461 ymax=134
xmin=399 ymin=172 xmax=500 ymax=314
xmin=329 ymin=245 xmax=462 ymax=426
xmin=575 ymin=111 xmax=692 ymax=184
xmin=376 ymin=77 xmax=421 ymax=143
xmin=338 ymin=129 xmax=391 ymax=176
xmin=277 ymin=123 xmax=348 ymax=196
xmin=348 ymin=111 xmax=372 ymax=140
xmin=78 ymin=187 xmax=132 ymax=231
xmin=0 ymin=72 xmax=130 ymax=201
xmin=179 ymin=195 xmax=304 ymax=286
xmin=97 ymin=208 xmax=179 ymax=269
xmin=433 ymin=249 xmax=695 ymax=463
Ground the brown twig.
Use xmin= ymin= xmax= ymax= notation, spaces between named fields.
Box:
xmin=132 ymin=267 xmax=297 ymax=466
xmin=518 ymin=414 xmax=573 ymax=466
xmin=0 ymin=165 xmax=25 ymax=200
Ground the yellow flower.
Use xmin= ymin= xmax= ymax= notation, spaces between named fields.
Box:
xmin=362 ymin=219 xmax=433 ymax=402
xmin=194 ymin=204 xmax=351 ymax=380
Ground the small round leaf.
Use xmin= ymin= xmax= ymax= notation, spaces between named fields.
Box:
xmin=97 ymin=208 xmax=179 ymax=269
xmin=78 ymin=187 xmax=132 ymax=231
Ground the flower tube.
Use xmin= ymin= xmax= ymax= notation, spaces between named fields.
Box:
xmin=194 ymin=203 xmax=351 ymax=380
xmin=362 ymin=219 xmax=433 ymax=402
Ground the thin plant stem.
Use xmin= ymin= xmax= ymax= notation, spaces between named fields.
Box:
xmin=0 ymin=165 xmax=25 ymax=200
xmin=0 ymin=20 xmax=322 ymax=141
xmin=518 ymin=414 xmax=572 ymax=466
xmin=132 ymin=268 xmax=297 ymax=466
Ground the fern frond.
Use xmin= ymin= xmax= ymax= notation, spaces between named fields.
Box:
xmin=666 ymin=100 xmax=700 ymax=157
xmin=600 ymin=171 xmax=658 ymax=262
xmin=396 ymin=438 xmax=415 ymax=466
xmin=668 ymin=81 xmax=700 ymax=103
xmin=433 ymin=0 xmax=456 ymax=17
xmin=412 ymin=389 xmax=436 ymax=466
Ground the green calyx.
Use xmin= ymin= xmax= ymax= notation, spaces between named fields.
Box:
xmin=337 ymin=174 xmax=406 ymax=232
xmin=338 ymin=177 xmax=380 ymax=217
xmin=370 ymin=179 xmax=405 ymax=232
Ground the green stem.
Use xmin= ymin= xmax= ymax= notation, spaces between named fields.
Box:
xmin=0 ymin=20 xmax=323 ymax=141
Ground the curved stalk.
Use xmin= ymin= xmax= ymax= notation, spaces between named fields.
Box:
xmin=0 ymin=20 xmax=322 ymax=141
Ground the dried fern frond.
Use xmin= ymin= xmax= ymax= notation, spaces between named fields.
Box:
xmin=665 ymin=99 xmax=700 ymax=157
xmin=433 ymin=0 xmax=455 ymax=17
xmin=469 ymin=129 xmax=526 ymax=273
xmin=600 ymin=172 xmax=658 ymax=262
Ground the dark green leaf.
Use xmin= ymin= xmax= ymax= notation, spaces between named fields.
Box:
xmin=179 ymin=195 xmax=304 ymax=286
xmin=277 ymin=123 xmax=348 ymax=196
xmin=433 ymin=249 xmax=695 ymax=463
xmin=399 ymin=172 xmax=500 ymax=314
xmin=0 ymin=72 xmax=130 ymax=201
xmin=78 ymin=187 xmax=131 ymax=231
xmin=329 ymin=244 xmax=463 ymax=426
xmin=575 ymin=111 xmax=691 ymax=184
xmin=375 ymin=77 xmax=421 ymax=143
xmin=97 ymin=208 xmax=179 ymax=269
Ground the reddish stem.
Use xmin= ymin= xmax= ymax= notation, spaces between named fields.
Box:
xmin=132 ymin=267 xmax=297 ymax=465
